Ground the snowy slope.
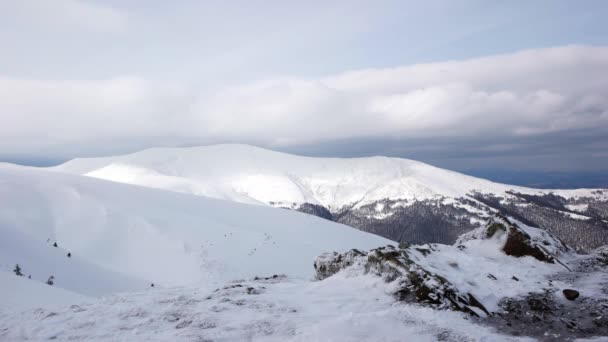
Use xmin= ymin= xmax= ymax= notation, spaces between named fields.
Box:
xmin=53 ymin=144 xmax=607 ymax=211
xmin=0 ymin=163 xmax=391 ymax=292
xmin=3 ymin=218 xmax=606 ymax=341
xmin=0 ymin=271 xmax=90 ymax=310
xmin=0 ymin=223 xmax=148 ymax=297
xmin=0 ymin=273 xmax=535 ymax=342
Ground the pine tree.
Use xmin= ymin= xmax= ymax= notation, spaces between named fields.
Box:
xmin=13 ymin=264 xmax=23 ymax=276
xmin=67 ymin=252 xmax=71 ymax=257
xmin=46 ymin=275 xmax=54 ymax=286
xmin=53 ymin=242 xmax=58 ymax=247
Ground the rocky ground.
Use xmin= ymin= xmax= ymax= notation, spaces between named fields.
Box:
xmin=315 ymin=215 xmax=608 ymax=341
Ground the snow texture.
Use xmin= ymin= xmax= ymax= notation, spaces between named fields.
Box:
xmin=53 ymin=144 xmax=608 ymax=212
xmin=0 ymin=273 xmax=535 ymax=342
xmin=0 ymin=163 xmax=391 ymax=294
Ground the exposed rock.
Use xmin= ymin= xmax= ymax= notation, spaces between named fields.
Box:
xmin=313 ymin=216 xmax=608 ymax=340
xmin=314 ymin=245 xmax=489 ymax=317
xmin=314 ymin=249 xmax=364 ymax=280
xmin=458 ymin=214 xmax=571 ymax=264
xmin=492 ymin=289 xmax=608 ymax=340
xmin=574 ymin=245 xmax=608 ymax=272
xmin=563 ymin=289 xmax=580 ymax=301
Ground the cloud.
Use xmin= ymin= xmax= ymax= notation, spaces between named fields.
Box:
xmin=194 ymin=45 xmax=608 ymax=145
xmin=1 ymin=46 xmax=607 ymax=164
xmin=2 ymin=0 xmax=127 ymax=33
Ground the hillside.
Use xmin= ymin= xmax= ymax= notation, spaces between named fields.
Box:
xmin=53 ymin=144 xmax=608 ymax=250
xmin=0 ymin=223 xmax=148 ymax=297
xmin=2 ymin=159 xmax=607 ymax=340
xmin=0 ymin=163 xmax=391 ymax=296
xmin=2 ymin=215 xmax=606 ymax=341
xmin=0 ymin=270 xmax=89 ymax=310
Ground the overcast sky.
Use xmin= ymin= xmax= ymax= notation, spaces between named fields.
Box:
xmin=1 ymin=0 xmax=607 ymax=172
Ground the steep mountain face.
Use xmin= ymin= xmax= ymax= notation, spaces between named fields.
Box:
xmin=53 ymin=144 xmax=608 ymax=251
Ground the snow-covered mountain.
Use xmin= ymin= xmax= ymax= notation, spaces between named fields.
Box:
xmin=53 ymin=144 xmax=608 ymax=251
xmin=2 ymin=156 xmax=607 ymax=341
xmin=0 ymin=162 xmax=390 ymax=301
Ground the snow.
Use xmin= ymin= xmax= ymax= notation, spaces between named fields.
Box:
xmin=52 ymin=144 xmax=604 ymax=212
xmin=0 ymin=163 xmax=391 ymax=294
xmin=410 ymin=237 xmax=561 ymax=313
xmin=566 ymin=203 xmax=590 ymax=212
xmin=563 ymin=211 xmax=591 ymax=220
xmin=0 ymin=273 xmax=534 ymax=342
xmin=2 ymin=145 xmax=606 ymax=341
xmin=0 ymin=223 xmax=148 ymax=297
xmin=0 ymin=271 xmax=89 ymax=310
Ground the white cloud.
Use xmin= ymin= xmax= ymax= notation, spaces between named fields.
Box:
xmin=2 ymin=0 xmax=127 ymax=33
xmin=1 ymin=46 xmax=607 ymax=155
xmin=192 ymin=46 xmax=608 ymax=143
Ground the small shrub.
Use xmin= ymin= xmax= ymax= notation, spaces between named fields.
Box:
xmin=13 ymin=264 xmax=23 ymax=276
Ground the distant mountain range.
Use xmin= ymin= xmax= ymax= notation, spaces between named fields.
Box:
xmin=52 ymin=144 xmax=608 ymax=252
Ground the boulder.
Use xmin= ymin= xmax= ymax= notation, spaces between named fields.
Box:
xmin=563 ymin=289 xmax=580 ymax=301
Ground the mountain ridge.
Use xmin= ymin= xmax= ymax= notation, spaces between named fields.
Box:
xmin=51 ymin=144 xmax=608 ymax=251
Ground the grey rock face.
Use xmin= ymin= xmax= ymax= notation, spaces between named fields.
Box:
xmin=314 ymin=245 xmax=490 ymax=317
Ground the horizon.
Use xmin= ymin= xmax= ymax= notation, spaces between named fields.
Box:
xmin=2 ymin=1 xmax=608 ymax=186
xmin=4 ymin=142 xmax=608 ymax=189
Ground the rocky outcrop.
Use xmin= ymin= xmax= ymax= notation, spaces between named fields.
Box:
xmin=314 ymin=215 xmax=608 ymax=340
xmin=457 ymin=214 xmax=571 ymax=263
xmin=314 ymin=249 xmax=364 ymax=280
xmin=314 ymin=245 xmax=490 ymax=317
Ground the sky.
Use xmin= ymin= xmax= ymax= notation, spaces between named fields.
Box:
xmin=1 ymin=0 xmax=608 ymax=178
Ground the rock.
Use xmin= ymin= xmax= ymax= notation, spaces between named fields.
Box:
xmin=563 ymin=289 xmax=580 ymax=301
xmin=576 ymin=245 xmax=608 ymax=272
xmin=314 ymin=245 xmax=489 ymax=316
xmin=314 ymin=249 xmax=364 ymax=280
xmin=503 ymin=226 xmax=552 ymax=262
xmin=458 ymin=214 xmax=571 ymax=264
